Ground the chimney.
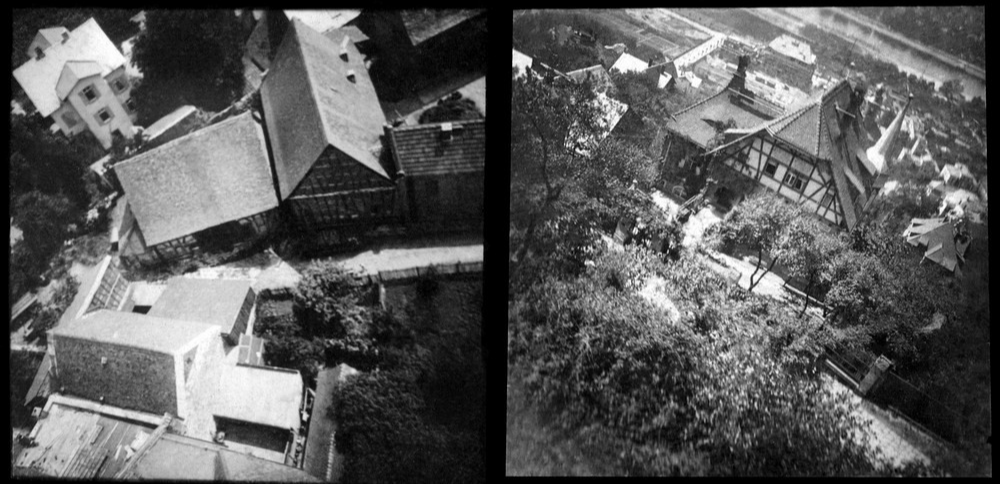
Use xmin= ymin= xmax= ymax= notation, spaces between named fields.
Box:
xmin=346 ymin=70 xmax=356 ymax=83
xmin=727 ymin=54 xmax=750 ymax=93
xmin=440 ymin=122 xmax=453 ymax=142
xmin=339 ymin=36 xmax=350 ymax=61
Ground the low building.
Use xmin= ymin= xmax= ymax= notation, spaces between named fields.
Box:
xmin=760 ymin=34 xmax=816 ymax=92
xmin=147 ymin=278 xmax=256 ymax=346
xmin=212 ymin=364 xmax=305 ymax=463
xmin=114 ymin=111 xmax=281 ymax=267
xmin=49 ymin=310 xmax=221 ymax=419
xmin=13 ymin=18 xmax=138 ymax=150
xmin=610 ymin=52 xmax=649 ymax=75
xmin=903 ymin=217 xmax=971 ymax=273
xmin=387 ymin=119 xmax=485 ymax=232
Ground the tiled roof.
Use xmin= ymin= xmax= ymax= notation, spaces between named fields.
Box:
xmin=388 ymin=119 xmax=485 ymax=177
xmin=123 ymin=433 xmax=320 ymax=482
xmin=763 ymin=80 xmax=855 ymax=159
xmin=13 ymin=18 xmax=126 ymax=117
xmin=114 ymin=111 xmax=279 ymax=246
xmin=53 ymin=309 xmax=220 ymax=355
xmin=666 ymin=89 xmax=774 ymax=148
xmin=245 ymin=10 xmax=290 ymax=71
xmin=400 ymin=9 xmax=484 ymax=45
xmin=261 ymin=20 xmax=389 ymax=200
xmin=147 ymin=278 xmax=253 ymax=336
xmin=213 ymin=365 xmax=303 ymax=429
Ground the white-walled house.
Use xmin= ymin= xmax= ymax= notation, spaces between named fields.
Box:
xmin=13 ymin=18 xmax=138 ymax=150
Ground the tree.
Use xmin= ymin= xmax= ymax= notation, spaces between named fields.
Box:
xmin=130 ymin=10 xmax=247 ymax=122
xmin=781 ymin=216 xmax=845 ymax=317
xmin=706 ymin=190 xmax=800 ymax=292
xmin=293 ymin=260 xmax=369 ymax=339
xmin=12 ymin=191 xmax=79 ymax=258
xmin=418 ymin=92 xmax=483 ymax=124
xmin=10 ymin=114 xmax=94 ymax=211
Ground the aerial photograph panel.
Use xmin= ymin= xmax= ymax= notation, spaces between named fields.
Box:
xmin=509 ymin=7 xmax=988 ymax=477
xmin=12 ymin=8 xmax=486 ymax=482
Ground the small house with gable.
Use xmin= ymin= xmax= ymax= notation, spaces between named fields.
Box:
xmin=387 ymin=119 xmax=485 ymax=231
xmin=13 ymin=18 xmax=138 ymax=150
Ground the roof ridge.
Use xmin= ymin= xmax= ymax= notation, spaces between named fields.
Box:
xmin=674 ymin=89 xmax=726 ymax=117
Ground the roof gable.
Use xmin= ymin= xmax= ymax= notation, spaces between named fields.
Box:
xmin=55 ymin=61 xmax=102 ymax=100
xmin=610 ymin=52 xmax=649 ymax=74
xmin=261 ymin=20 xmax=388 ymax=200
xmin=389 ymin=119 xmax=485 ymax=177
xmin=13 ymin=18 xmax=125 ymax=117
xmin=114 ymin=112 xmax=279 ymax=246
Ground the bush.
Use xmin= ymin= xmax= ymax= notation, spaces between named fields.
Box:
xmin=293 ymin=260 xmax=367 ymax=339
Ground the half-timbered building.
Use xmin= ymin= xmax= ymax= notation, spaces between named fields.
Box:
xmin=705 ymin=80 xmax=889 ymax=230
xmin=662 ymin=56 xmax=783 ymax=174
xmin=261 ymin=20 xmax=402 ymax=248
xmin=386 ymin=118 xmax=485 ymax=232
xmin=115 ymin=111 xmax=280 ymax=267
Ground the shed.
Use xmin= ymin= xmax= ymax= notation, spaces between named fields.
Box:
xmin=213 ymin=365 xmax=303 ymax=431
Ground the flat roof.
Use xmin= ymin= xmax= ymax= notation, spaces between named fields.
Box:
xmin=213 ymin=365 xmax=303 ymax=430
xmin=147 ymin=277 xmax=252 ymax=335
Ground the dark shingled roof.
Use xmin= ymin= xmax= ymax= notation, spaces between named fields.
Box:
xmin=114 ymin=112 xmax=278 ymax=246
xmin=261 ymin=20 xmax=389 ymax=200
xmin=666 ymin=88 xmax=774 ymax=148
xmin=147 ymin=278 xmax=253 ymax=336
xmin=388 ymin=119 xmax=485 ymax=177
xmin=400 ymin=9 xmax=485 ymax=45
xmin=52 ymin=309 xmax=219 ymax=355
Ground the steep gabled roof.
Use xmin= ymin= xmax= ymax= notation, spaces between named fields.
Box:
xmin=261 ymin=20 xmax=388 ymax=200
xmin=52 ymin=310 xmax=219 ymax=355
xmin=610 ymin=52 xmax=649 ymax=74
xmin=762 ymin=80 xmax=857 ymax=160
xmin=114 ymin=112 xmax=279 ymax=246
xmin=388 ymin=119 xmax=485 ymax=177
xmin=55 ymin=60 xmax=103 ymax=100
xmin=147 ymin=278 xmax=253 ymax=335
xmin=13 ymin=18 xmax=126 ymax=117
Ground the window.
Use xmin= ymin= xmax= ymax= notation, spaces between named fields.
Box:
xmin=820 ymin=192 xmax=834 ymax=208
xmin=763 ymin=160 xmax=779 ymax=177
xmin=80 ymin=85 xmax=99 ymax=103
xmin=111 ymin=77 xmax=128 ymax=93
xmin=61 ymin=111 xmax=80 ymax=128
xmin=782 ymin=171 xmax=805 ymax=191
xmin=95 ymin=107 xmax=114 ymax=124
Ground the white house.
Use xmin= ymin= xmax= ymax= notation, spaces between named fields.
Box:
xmin=13 ymin=18 xmax=138 ymax=150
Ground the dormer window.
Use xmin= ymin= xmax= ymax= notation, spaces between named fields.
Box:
xmin=440 ymin=122 xmax=453 ymax=143
xmin=35 ymin=47 xmax=45 ymax=59
xmin=81 ymin=85 xmax=99 ymax=104
xmin=111 ymin=78 xmax=128 ymax=93
xmin=62 ymin=31 xmax=70 ymax=43
xmin=339 ymin=36 xmax=350 ymax=61
xmin=346 ymin=70 xmax=356 ymax=83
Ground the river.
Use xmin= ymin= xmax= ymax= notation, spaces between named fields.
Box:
xmin=781 ymin=8 xmax=985 ymax=101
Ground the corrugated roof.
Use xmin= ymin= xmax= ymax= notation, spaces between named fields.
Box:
xmin=213 ymin=365 xmax=303 ymax=429
xmin=400 ymin=9 xmax=484 ymax=45
xmin=124 ymin=433 xmax=320 ymax=482
xmin=114 ymin=111 xmax=279 ymax=246
xmin=389 ymin=119 xmax=485 ymax=177
xmin=147 ymin=278 xmax=253 ymax=335
xmin=261 ymin=20 xmax=389 ymax=200
xmin=13 ymin=402 xmax=157 ymax=478
xmin=53 ymin=309 xmax=220 ymax=355
xmin=13 ymin=18 xmax=126 ymax=117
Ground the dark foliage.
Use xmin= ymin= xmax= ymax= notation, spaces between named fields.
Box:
xmin=418 ymin=92 xmax=483 ymax=124
xmin=130 ymin=10 xmax=248 ymax=123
